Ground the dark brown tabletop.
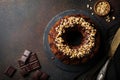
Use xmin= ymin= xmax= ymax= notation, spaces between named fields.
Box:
xmin=0 ymin=0 xmax=120 ymax=80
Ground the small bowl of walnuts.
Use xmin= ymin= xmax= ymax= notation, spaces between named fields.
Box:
xmin=94 ymin=0 xmax=111 ymax=16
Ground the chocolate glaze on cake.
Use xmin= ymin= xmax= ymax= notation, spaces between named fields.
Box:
xmin=48 ymin=14 xmax=100 ymax=65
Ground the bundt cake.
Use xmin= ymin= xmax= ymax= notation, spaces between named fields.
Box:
xmin=48 ymin=14 xmax=100 ymax=65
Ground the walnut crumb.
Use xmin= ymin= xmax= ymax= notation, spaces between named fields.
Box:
xmin=91 ymin=13 xmax=94 ymax=15
xmin=105 ymin=15 xmax=111 ymax=23
xmin=112 ymin=16 xmax=115 ymax=20
xmin=90 ymin=7 xmax=93 ymax=10
xmin=87 ymin=4 xmax=90 ymax=8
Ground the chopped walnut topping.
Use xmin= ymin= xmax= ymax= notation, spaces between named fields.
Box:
xmin=55 ymin=16 xmax=96 ymax=58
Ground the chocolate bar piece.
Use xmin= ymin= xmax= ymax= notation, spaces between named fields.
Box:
xmin=24 ymin=50 xmax=31 ymax=57
xmin=18 ymin=53 xmax=41 ymax=76
xmin=28 ymin=53 xmax=38 ymax=62
xmin=19 ymin=50 xmax=31 ymax=63
xmin=40 ymin=72 xmax=49 ymax=80
xmin=32 ymin=70 xmax=42 ymax=80
xmin=19 ymin=56 xmax=28 ymax=63
xmin=30 ymin=61 xmax=41 ymax=70
xmin=4 ymin=66 xmax=16 ymax=77
xmin=18 ymin=60 xmax=25 ymax=67
xmin=19 ymin=68 xmax=28 ymax=76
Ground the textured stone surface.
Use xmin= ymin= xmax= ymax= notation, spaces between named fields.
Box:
xmin=0 ymin=0 xmax=119 ymax=80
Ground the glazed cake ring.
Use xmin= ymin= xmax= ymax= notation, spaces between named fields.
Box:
xmin=48 ymin=14 xmax=100 ymax=65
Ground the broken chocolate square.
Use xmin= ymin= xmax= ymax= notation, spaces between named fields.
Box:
xmin=19 ymin=50 xmax=31 ymax=63
xmin=24 ymin=50 xmax=31 ymax=57
xmin=4 ymin=66 xmax=16 ymax=77
xmin=32 ymin=70 xmax=43 ymax=80
xmin=20 ymin=68 xmax=28 ymax=76
xmin=40 ymin=72 xmax=49 ymax=80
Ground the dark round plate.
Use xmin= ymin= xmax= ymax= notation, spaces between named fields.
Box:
xmin=43 ymin=10 xmax=108 ymax=73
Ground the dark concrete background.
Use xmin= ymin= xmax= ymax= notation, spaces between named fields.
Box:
xmin=0 ymin=0 xmax=119 ymax=80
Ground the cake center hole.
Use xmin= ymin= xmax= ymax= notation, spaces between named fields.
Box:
xmin=61 ymin=25 xmax=83 ymax=46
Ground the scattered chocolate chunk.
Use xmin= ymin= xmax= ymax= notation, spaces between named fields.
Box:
xmin=18 ymin=53 xmax=41 ymax=77
xmin=40 ymin=72 xmax=49 ymax=80
xmin=32 ymin=70 xmax=49 ymax=80
xmin=4 ymin=66 xmax=16 ymax=77
xmin=19 ymin=68 xmax=29 ymax=76
xmin=32 ymin=70 xmax=43 ymax=80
